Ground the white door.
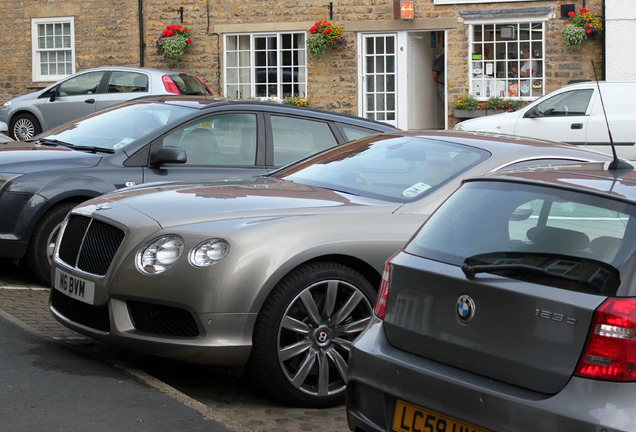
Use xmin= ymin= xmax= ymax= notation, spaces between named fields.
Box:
xmin=358 ymin=34 xmax=398 ymax=127
xmin=358 ymin=32 xmax=446 ymax=130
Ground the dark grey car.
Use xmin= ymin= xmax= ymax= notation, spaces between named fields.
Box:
xmin=0 ymin=95 xmax=395 ymax=284
xmin=347 ymin=161 xmax=636 ymax=431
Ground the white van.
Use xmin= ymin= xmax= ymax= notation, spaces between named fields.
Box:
xmin=454 ymin=81 xmax=636 ymax=159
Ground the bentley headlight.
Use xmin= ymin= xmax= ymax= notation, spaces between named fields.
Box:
xmin=189 ymin=239 xmax=229 ymax=267
xmin=137 ymin=235 xmax=184 ymax=274
xmin=454 ymin=123 xmax=465 ymax=131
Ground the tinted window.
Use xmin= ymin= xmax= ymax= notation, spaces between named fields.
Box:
xmin=163 ymin=113 xmax=257 ymax=166
xmin=271 ymin=115 xmax=337 ymax=166
xmin=406 ymin=181 xmax=636 ymax=293
xmin=58 ymin=71 xmax=104 ymax=96
xmin=107 ymin=72 xmax=148 ymax=93
xmin=340 ymin=125 xmax=382 ymax=142
xmin=167 ymin=74 xmax=211 ymax=95
xmin=276 ymin=135 xmax=488 ymax=203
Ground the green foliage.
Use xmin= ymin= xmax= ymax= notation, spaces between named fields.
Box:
xmin=562 ymin=23 xmax=586 ymax=48
xmin=307 ymin=32 xmax=329 ymax=61
xmin=157 ymin=25 xmax=192 ymax=65
xmin=453 ymin=95 xmax=480 ymax=110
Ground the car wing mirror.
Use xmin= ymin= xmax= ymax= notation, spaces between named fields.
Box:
xmin=150 ymin=146 xmax=187 ymax=167
xmin=523 ymin=106 xmax=541 ymax=118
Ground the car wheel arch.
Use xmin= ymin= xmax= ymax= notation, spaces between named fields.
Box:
xmin=8 ymin=110 xmax=44 ymax=140
xmin=250 ymin=252 xmax=381 ymax=315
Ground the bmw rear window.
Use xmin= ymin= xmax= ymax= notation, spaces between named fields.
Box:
xmin=405 ymin=180 xmax=636 ymax=294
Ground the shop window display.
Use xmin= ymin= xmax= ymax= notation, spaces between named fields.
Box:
xmin=470 ymin=22 xmax=544 ymax=100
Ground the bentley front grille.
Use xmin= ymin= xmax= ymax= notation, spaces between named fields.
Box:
xmin=58 ymin=214 xmax=125 ymax=276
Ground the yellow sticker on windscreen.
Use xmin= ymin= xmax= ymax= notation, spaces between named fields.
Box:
xmin=197 ymin=122 xmax=212 ymax=128
xmin=402 ymin=182 xmax=432 ymax=198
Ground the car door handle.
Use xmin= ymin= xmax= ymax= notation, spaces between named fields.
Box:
xmin=571 ymin=123 xmax=583 ymax=130
xmin=84 ymin=98 xmax=96 ymax=104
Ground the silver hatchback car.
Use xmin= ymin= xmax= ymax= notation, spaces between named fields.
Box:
xmin=0 ymin=66 xmax=211 ymax=140
xmin=347 ymin=161 xmax=636 ymax=431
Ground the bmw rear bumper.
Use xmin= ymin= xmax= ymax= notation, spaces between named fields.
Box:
xmin=347 ymin=318 xmax=636 ymax=432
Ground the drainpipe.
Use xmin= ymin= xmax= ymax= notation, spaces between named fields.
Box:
xmin=138 ymin=0 xmax=145 ymax=67
xmin=602 ymin=0 xmax=606 ymax=80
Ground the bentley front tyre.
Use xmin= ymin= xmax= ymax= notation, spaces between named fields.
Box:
xmin=250 ymin=261 xmax=375 ymax=407
xmin=27 ymin=202 xmax=77 ymax=285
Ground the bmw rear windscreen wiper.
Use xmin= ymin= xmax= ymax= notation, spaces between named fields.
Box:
xmin=35 ymin=138 xmax=114 ymax=154
xmin=461 ymin=251 xmax=620 ymax=295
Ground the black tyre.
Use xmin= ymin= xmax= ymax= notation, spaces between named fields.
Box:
xmin=26 ymin=202 xmax=77 ymax=285
xmin=10 ymin=113 xmax=41 ymax=141
xmin=250 ymin=261 xmax=375 ymax=407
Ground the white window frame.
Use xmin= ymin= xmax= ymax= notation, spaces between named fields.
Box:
xmin=465 ymin=16 xmax=548 ymax=101
xmin=31 ymin=17 xmax=75 ymax=82
xmin=223 ymin=32 xmax=307 ymax=100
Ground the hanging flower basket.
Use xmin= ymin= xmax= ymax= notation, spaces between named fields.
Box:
xmin=307 ymin=20 xmax=346 ymax=60
xmin=562 ymin=8 xmax=603 ymax=48
xmin=156 ymin=25 xmax=192 ymax=65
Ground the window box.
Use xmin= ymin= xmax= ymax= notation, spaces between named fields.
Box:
xmin=454 ymin=109 xmax=486 ymax=119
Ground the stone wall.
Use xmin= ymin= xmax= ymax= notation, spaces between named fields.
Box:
xmin=0 ymin=0 xmax=606 ymax=121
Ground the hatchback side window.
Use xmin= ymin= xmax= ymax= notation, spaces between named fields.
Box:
xmin=107 ymin=72 xmax=148 ymax=93
xmin=536 ymin=89 xmax=594 ymax=116
xmin=163 ymin=113 xmax=257 ymax=166
xmin=58 ymin=71 xmax=105 ymax=96
xmin=339 ymin=125 xmax=383 ymax=142
xmin=271 ymin=115 xmax=337 ymax=166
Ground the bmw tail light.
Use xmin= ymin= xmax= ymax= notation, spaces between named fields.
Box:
xmin=162 ymin=75 xmax=181 ymax=94
xmin=575 ymin=298 xmax=636 ymax=382
xmin=374 ymin=251 xmax=401 ymax=319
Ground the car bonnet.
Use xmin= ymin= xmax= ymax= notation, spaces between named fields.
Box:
xmin=0 ymin=141 xmax=102 ymax=173
xmin=86 ymin=177 xmax=398 ymax=228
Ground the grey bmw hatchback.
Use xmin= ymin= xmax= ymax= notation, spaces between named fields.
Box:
xmin=347 ymin=161 xmax=636 ymax=431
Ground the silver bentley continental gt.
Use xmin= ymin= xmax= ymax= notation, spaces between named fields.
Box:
xmin=49 ymin=130 xmax=612 ymax=407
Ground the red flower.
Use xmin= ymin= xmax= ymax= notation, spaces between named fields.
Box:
xmin=163 ymin=30 xmax=173 ymax=37
xmin=324 ymin=28 xmax=332 ymax=34
xmin=585 ymin=23 xmax=591 ymax=27
xmin=186 ymin=39 xmax=191 ymax=43
xmin=580 ymin=7 xmax=589 ymax=13
xmin=310 ymin=25 xmax=318 ymax=34
xmin=586 ymin=29 xmax=592 ymax=34
xmin=568 ymin=11 xmax=575 ymax=17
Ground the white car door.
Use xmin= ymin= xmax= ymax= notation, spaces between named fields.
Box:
xmin=513 ymin=88 xmax=595 ymax=145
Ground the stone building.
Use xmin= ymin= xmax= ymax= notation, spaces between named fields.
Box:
xmin=0 ymin=0 xmax=615 ymax=130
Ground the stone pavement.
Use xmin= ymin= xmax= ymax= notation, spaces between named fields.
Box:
xmin=0 ymin=273 xmax=350 ymax=432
